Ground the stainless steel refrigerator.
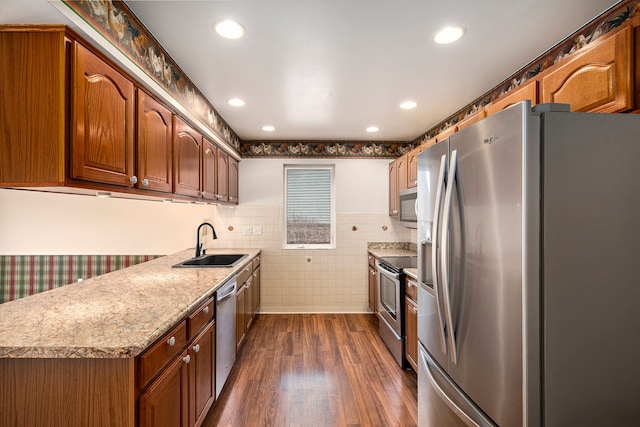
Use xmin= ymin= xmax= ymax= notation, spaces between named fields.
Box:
xmin=416 ymin=101 xmax=640 ymax=427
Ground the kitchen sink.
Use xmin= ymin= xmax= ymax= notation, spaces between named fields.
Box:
xmin=173 ymin=253 xmax=248 ymax=268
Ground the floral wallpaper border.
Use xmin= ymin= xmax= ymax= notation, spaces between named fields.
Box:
xmin=61 ymin=0 xmax=637 ymax=159
xmin=414 ymin=0 xmax=640 ymax=146
xmin=62 ymin=0 xmax=241 ymax=154
xmin=240 ymin=140 xmax=414 ymax=158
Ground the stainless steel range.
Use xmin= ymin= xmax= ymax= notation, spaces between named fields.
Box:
xmin=376 ymin=255 xmax=416 ymax=368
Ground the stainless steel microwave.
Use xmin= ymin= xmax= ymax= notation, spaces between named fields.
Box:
xmin=398 ymin=187 xmax=417 ymax=228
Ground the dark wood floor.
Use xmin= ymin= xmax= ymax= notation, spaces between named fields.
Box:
xmin=203 ymin=314 xmax=418 ymax=427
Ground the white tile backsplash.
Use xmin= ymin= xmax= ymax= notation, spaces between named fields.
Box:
xmin=207 ymin=204 xmax=414 ymax=313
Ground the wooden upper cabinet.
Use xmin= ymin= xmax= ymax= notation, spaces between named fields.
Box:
xmin=71 ymin=42 xmax=135 ymax=186
xmin=0 ymin=28 xmax=67 ymax=186
xmin=173 ymin=116 xmax=202 ymax=197
xmin=201 ymin=138 xmax=218 ymax=200
xmin=137 ymin=89 xmax=173 ymax=193
xmin=396 ymin=154 xmax=408 ymax=192
xmin=457 ymin=109 xmax=487 ymax=130
xmin=542 ymin=25 xmax=633 ymax=113
xmin=486 ymin=81 xmax=538 ymax=116
xmin=216 ymin=148 xmax=229 ymax=202
xmin=228 ymin=156 xmax=239 ymax=204
xmin=389 ymin=160 xmax=399 ymax=216
xmin=407 ymin=145 xmax=428 ymax=188
xmin=435 ymin=125 xmax=458 ymax=142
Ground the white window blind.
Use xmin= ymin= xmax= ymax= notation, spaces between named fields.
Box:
xmin=284 ymin=165 xmax=335 ymax=249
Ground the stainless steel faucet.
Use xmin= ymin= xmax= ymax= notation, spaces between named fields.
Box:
xmin=195 ymin=222 xmax=217 ymax=258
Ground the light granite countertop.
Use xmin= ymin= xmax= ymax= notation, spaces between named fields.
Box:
xmin=367 ymin=242 xmax=417 ymax=259
xmin=0 ymin=248 xmax=260 ymax=359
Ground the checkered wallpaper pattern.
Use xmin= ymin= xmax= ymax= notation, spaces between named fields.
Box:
xmin=0 ymin=255 xmax=160 ymax=303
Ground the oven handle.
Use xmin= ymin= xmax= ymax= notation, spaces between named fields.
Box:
xmin=376 ymin=261 xmax=401 ymax=279
xmin=432 ymin=153 xmax=449 ymax=355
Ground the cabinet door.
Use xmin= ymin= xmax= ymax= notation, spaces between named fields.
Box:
xmin=228 ymin=156 xmax=239 ymax=204
xmin=173 ymin=116 xmax=202 ymax=197
xmin=71 ymin=42 xmax=134 ymax=186
xmin=216 ymin=148 xmax=229 ymax=202
xmin=189 ymin=321 xmax=215 ymax=427
xmin=389 ymin=161 xmax=398 ymax=216
xmin=542 ymin=26 xmax=632 ymax=113
xmin=137 ymin=89 xmax=172 ymax=193
xmin=486 ymin=81 xmax=538 ymax=116
xmin=368 ymin=265 xmax=377 ymax=312
xmin=245 ymin=276 xmax=254 ymax=330
xmin=405 ymin=296 xmax=418 ymax=371
xmin=201 ymin=138 xmax=218 ymax=200
xmin=252 ymin=267 xmax=260 ymax=315
xmin=235 ymin=285 xmax=246 ymax=351
xmin=407 ymin=145 xmax=429 ymax=188
xmin=139 ymin=350 xmax=189 ymax=427
xmin=396 ymin=154 xmax=408 ymax=192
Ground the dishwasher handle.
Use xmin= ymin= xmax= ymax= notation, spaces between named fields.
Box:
xmin=217 ymin=277 xmax=237 ymax=302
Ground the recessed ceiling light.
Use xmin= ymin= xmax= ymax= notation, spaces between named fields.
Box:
xmin=228 ymin=98 xmax=246 ymax=107
xmin=366 ymin=126 xmax=379 ymax=133
xmin=400 ymin=101 xmax=418 ymax=110
xmin=434 ymin=26 xmax=465 ymax=44
xmin=214 ymin=20 xmax=246 ymax=39
xmin=262 ymin=125 xmax=275 ymax=132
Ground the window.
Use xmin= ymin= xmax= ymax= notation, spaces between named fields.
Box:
xmin=284 ymin=165 xmax=335 ymax=249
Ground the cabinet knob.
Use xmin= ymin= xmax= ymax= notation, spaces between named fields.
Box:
xmin=183 ymin=355 xmax=191 ymax=364
xmin=141 ymin=178 xmax=149 ymax=187
xmin=203 ymin=306 xmax=209 ymax=314
xmin=201 ymin=191 xmax=206 ymax=197
xmin=129 ymin=175 xmax=138 ymax=184
xmin=193 ymin=344 xmax=200 ymax=353
xmin=166 ymin=336 xmax=176 ymax=346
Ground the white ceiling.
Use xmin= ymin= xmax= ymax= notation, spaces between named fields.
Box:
xmin=2 ymin=0 xmax=621 ymax=142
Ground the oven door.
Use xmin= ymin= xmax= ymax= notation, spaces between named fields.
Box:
xmin=377 ymin=262 xmax=401 ymax=335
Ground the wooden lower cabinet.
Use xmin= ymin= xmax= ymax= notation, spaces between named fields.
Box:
xmin=139 ymin=350 xmax=189 ymax=427
xmin=405 ymin=295 xmax=418 ymax=372
xmin=236 ymin=283 xmax=247 ymax=351
xmin=189 ymin=321 xmax=215 ymax=427
xmin=368 ymin=254 xmax=378 ymax=313
xmin=235 ymin=261 xmax=261 ymax=352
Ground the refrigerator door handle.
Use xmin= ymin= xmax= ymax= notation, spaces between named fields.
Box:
xmin=432 ymin=153 xmax=449 ymax=354
xmin=441 ymin=149 xmax=458 ymax=365
xmin=421 ymin=349 xmax=481 ymax=427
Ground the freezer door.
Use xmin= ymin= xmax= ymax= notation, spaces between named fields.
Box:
xmin=444 ymin=102 xmax=528 ymax=427
xmin=417 ymin=140 xmax=449 ymax=370
xmin=418 ymin=343 xmax=496 ymax=427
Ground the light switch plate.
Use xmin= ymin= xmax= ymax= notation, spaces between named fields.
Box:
xmin=243 ymin=226 xmax=253 ymax=236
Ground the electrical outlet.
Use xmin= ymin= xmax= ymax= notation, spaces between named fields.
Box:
xmin=253 ymin=225 xmax=263 ymax=235
xmin=243 ymin=226 xmax=253 ymax=236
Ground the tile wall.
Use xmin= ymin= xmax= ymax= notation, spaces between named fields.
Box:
xmin=207 ymin=205 xmax=414 ymax=313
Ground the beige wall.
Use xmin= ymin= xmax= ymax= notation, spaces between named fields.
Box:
xmin=0 ymin=158 xmax=416 ymax=312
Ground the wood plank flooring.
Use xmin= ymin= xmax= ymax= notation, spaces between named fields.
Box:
xmin=203 ymin=314 xmax=418 ymax=427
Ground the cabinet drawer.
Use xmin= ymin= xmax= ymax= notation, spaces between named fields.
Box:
xmin=238 ymin=263 xmax=252 ymax=285
xmin=188 ymin=297 xmax=214 ymax=340
xmin=406 ymin=277 xmax=418 ymax=301
xmin=252 ymin=255 xmax=260 ymax=271
xmin=139 ymin=320 xmax=187 ymax=388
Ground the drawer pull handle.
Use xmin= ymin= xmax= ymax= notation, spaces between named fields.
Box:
xmin=183 ymin=355 xmax=191 ymax=364
xmin=203 ymin=306 xmax=209 ymax=314
xmin=166 ymin=336 xmax=176 ymax=346
xmin=193 ymin=344 xmax=200 ymax=353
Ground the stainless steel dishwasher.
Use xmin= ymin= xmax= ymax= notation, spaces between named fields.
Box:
xmin=215 ymin=275 xmax=237 ymax=399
